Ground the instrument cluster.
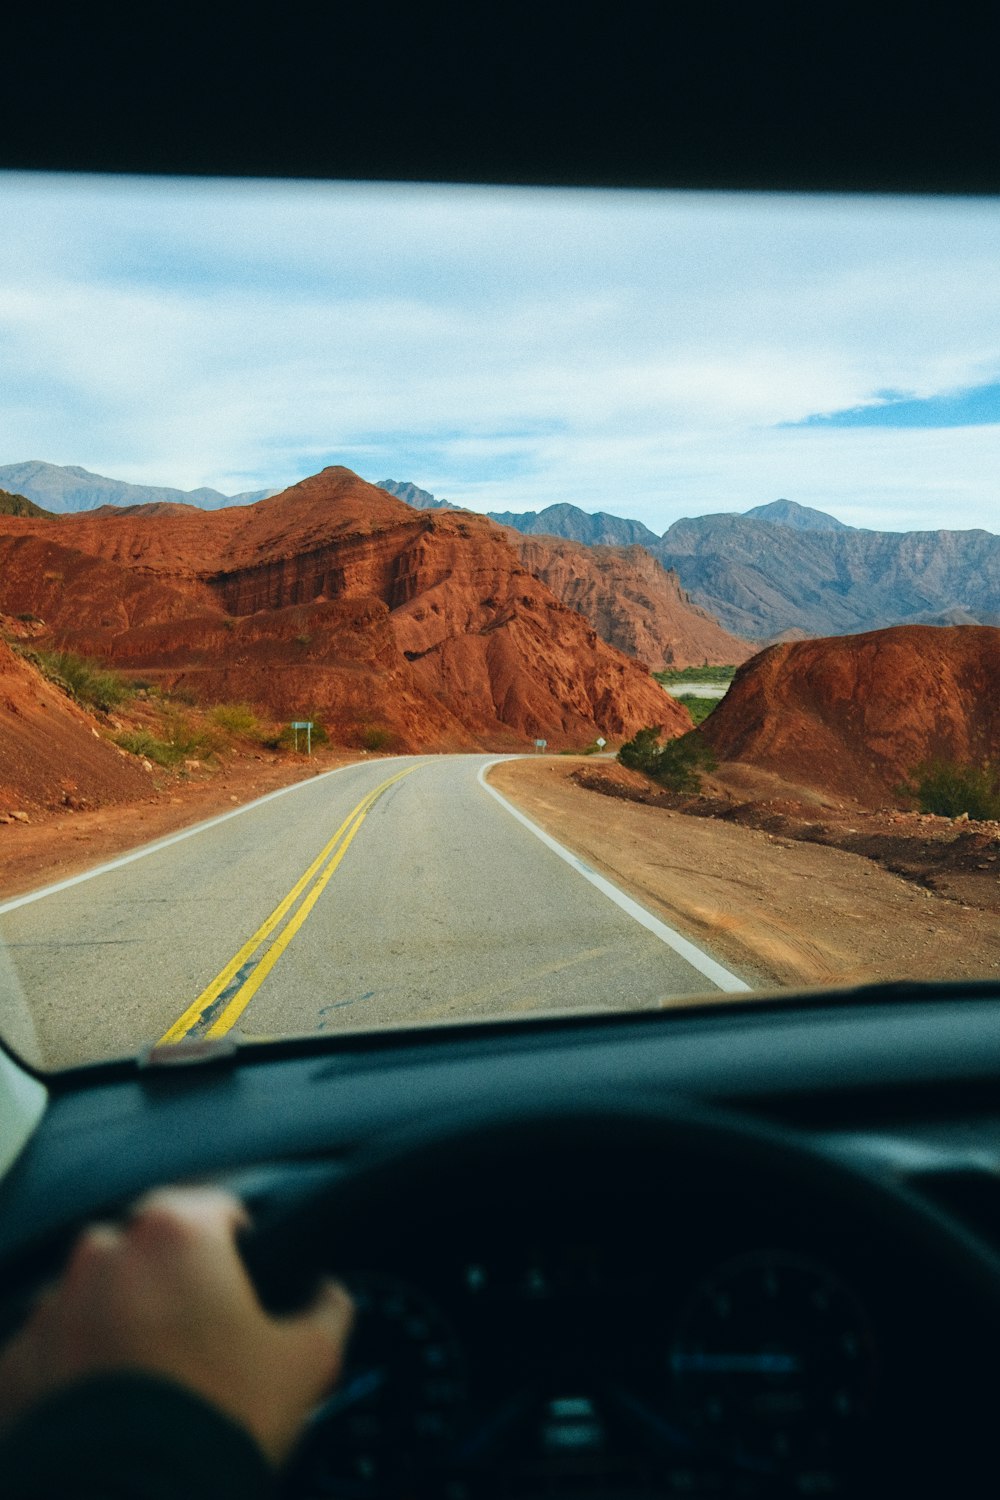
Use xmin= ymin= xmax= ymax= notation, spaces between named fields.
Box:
xmin=285 ymin=1239 xmax=883 ymax=1499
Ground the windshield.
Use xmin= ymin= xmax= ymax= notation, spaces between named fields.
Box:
xmin=2 ymin=174 xmax=1000 ymax=1072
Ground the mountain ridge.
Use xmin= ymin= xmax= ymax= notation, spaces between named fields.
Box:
xmin=0 ymin=466 xmax=688 ymax=752
xmin=0 ymin=460 xmax=277 ymax=513
xmin=11 ymin=463 xmax=999 ymax=642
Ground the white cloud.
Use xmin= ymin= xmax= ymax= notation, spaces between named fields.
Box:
xmin=1 ymin=174 xmax=999 ymax=527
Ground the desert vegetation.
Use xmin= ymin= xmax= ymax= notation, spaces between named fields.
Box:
xmin=18 ymin=646 xmax=133 ymax=713
xmin=654 ymin=664 xmax=737 ymax=687
xmin=672 ymin=694 xmax=717 ymax=726
xmin=618 ymin=724 xmax=717 ymax=793
xmin=898 ymin=758 xmax=1000 ymax=822
xmin=5 ymin=634 xmax=323 ymax=775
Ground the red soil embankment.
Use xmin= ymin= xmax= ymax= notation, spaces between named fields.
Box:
xmin=700 ymin=624 xmax=1000 ymax=805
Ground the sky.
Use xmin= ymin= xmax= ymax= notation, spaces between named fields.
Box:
xmin=2 ymin=173 xmax=999 ymax=533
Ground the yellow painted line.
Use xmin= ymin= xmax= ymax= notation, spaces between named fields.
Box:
xmin=156 ymin=765 xmax=417 ymax=1045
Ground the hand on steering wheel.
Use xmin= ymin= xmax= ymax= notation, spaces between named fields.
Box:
xmin=0 ymin=1186 xmax=354 ymax=1466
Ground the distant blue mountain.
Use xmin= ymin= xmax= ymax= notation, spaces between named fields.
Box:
xmin=743 ymin=498 xmax=851 ymax=531
xmin=375 ymin=479 xmax=461 ymax=511
xmin=0 ymin=461 xmax=276 ymax=513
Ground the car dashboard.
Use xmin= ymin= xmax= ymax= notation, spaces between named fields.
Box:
xmin=3 ymin=987 xmax=1000 ymax=1498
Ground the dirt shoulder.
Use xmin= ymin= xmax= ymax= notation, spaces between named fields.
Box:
xmin=487 ymin=757 xmax=1000 ymax=992
xmin=0 ymin=749 xmax=363 ymax=903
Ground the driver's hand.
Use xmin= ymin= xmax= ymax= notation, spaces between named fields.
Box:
xmin=0 ymin=1186 xmax=354 ymax=1466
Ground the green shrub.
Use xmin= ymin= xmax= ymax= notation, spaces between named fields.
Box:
xmin=32 ymin=649 xmax=131 ymax=712
xmin=360 ymin=725 xmax=394 ymax=752
xmin=898 ymin=758 xmax=1000 ymax=821
xmin=618 ymin=724 xmax=717 ymax=793
xmin=114 ymin=713 xmax=219 ymax=767
xmin=208 ymin=702 xmax=261 ymax=737
xmin=618 ymin=725 xmax=664 ymax=775
xmin=654 ymin=731 xmax=717 ymax=793
xmin=113 ymin=730 xmax=181 ymax=768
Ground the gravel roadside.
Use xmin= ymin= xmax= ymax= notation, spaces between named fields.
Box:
xmin=487 ymin=756 xmax=1000 ymax=992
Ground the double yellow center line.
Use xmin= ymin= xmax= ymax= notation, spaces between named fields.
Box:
xmin=157 ymin=765 xmax=418 ymax=1045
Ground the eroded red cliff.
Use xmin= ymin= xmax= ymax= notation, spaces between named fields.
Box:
xmin=700 ymin=625 xmax=1000 ymax=805
xmin=0 ymin=468 xmax=688 ymax=751
xmin=509 ymin=533 xmax=755 ymax=670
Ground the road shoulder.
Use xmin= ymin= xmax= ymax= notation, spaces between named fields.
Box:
xmin=486 ymin=757 xmax=1000 ymax=991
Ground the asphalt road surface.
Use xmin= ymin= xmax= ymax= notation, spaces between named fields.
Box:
xmin=0 ymin=755 xmax=751 ymax=1070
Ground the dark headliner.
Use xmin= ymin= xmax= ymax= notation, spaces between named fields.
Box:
xmin=2 ymin=10 xmax=997 ymax=193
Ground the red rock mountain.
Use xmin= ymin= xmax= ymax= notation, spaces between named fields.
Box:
xmin=0 ymin=468 xmax=688 ymax=751
xmin=508 ymin=533 xmax=754 ymax=670
xmin=700 ymin=625 xmax=1000 ymax=805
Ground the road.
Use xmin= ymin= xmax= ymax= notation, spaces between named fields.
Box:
xmin=0 ymin=755 xmax=750 ymax=1070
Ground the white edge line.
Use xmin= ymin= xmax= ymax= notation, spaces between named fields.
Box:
xmin=477 ymin=758 xmax=752 ymax=995
xmin=0 ymin=756 xmax=415 ymax=917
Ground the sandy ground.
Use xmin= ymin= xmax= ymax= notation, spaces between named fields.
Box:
xmin=0 ymin=749 xmax=362 ymax=903
xmin=487 ymin=757 xmax=1000 ymax=992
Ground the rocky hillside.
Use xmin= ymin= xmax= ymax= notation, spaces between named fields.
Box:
xmin=699 ymin=624 xmax=1000 ymax=805
xmin=384 ymin=485 xmax=1000 ymax=642
xmin=654 ymin=514 xmax=1000 ymax=640
xmin=488 ymin=501 xmax=660 ymax=548
xmin=507 ymin=533 xmax=753 ymax=670
xmin=0 ymin=634 xmax=152 ymax=816
xmin=376 ymin=479 xmax=461 ymax=512
xmin=379 ymin=481 xmax=749 ymax=667
xmin=0 ymin=488 xmax=55 ymax=519
xmin=742 ymin=498 xmax=851 ymax=531
xmin=0 ymin=468 xmax=687 ymax=752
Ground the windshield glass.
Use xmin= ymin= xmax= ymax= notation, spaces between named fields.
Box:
xmin=2 ymin=173 xmax=1000 ymax=1072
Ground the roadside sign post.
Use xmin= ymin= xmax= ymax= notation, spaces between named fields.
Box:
xmin=291 ymin=720 xmax=313 ymax=755
xmin=596 ymin=737 xmax=606 ymax=749
xmin=534 ymin=739 xmax=547 ymax=754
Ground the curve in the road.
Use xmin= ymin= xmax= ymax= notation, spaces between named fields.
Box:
xmin=0 ymin=754 xmax=753 ymax=1070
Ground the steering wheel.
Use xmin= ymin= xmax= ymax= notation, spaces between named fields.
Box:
xmin=238 ymin=1090 xmax=1000 ymax=1497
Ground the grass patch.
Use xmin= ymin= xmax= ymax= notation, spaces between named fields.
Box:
xmin=359 ymin=724 xmax=394 ymax=752
xmin=897 ymin=758 xmax=1000 ymax=821
xmin=113 ymin=729 xmax=184 ymax=768
xmin=27 ymin=648 xmax=132 ymax=712
xmin=208 ymin=702 xmax=261 ymax=737
xmin=654 ymin=664 xmax=737 ymax=687
xmin=115 ymin=710 xmax=220 ymax=767
xmin=618 ymin=724 xmax=717 ymax=794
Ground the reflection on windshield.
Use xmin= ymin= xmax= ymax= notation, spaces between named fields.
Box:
xmin=1 ymin=178 xmax=999 ymax=1069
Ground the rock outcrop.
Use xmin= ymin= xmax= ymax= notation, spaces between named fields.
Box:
xmin=0 ymin=468 xmax=688 ymax=752
xmin=507 ymin=533 xmax=754 ymax=670
xmin=699 ymin=624 xmax=1000 ymax=805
